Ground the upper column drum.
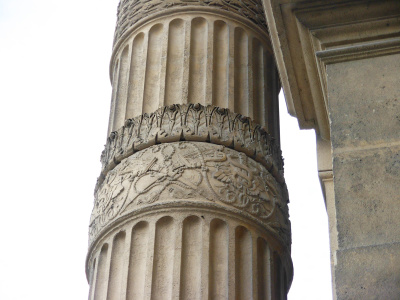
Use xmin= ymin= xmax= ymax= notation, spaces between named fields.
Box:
xmin=107 ymin=0 xmax=281 ymax=142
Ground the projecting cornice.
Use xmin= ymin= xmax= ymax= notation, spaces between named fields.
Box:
xmin=262 ymin=0 xmax=400 ymax=140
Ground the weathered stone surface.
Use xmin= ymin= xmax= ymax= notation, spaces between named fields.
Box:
xmin=335 ymin=243 xmax=400 ymax=300
xmin=326 ymin=52 xmax=400 ymax=299
xmin=328 ymin=54 xmax=400 ymax=150
xmin=333 ymin=146 xmax=400 ymax=249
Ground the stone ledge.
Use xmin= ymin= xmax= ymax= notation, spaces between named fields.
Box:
xmin=97 ymin=103 xmax=284 ymax=191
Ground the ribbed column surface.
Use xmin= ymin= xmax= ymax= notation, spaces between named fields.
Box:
xmin=107 ymin=11 xmax=280 ymax=140
xmin=88 ymin=210 xmax=287 ymax=300
xmin=88 ymin=0 xmax=292 ymax=299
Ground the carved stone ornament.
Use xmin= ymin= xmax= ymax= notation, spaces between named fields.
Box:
xmin=114 ymin=0 xmax=268 ymax=45
xmin=91 ymin=142 xmax=290 ymax=246
xmin=98 ymin=103 xmax=284 ymax=190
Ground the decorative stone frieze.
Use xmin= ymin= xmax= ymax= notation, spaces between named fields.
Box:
xmin=99 ymin=103 xmax=284 ymax=190
xmin=113 ymin=0 xmax=268 ymax=45
xmin=91 ymin=141 xmax=290 ymax=247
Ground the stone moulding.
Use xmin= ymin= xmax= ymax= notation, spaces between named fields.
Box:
xmin=113 ymin=0 xmax=268 ymax=45
xmin=97 ymin=103 xmax=284 ymax=191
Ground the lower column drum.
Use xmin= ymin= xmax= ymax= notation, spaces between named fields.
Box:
xmin=87 ymin=141 xmax=292 ymax=300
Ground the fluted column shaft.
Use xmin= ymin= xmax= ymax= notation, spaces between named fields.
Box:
xmin=88 ymin=201 xmax=284 ymax=300
xmin=88 ymin=0 xmax=292 ymax=299
xmin=106 ymin=7 xmax=280 ymax=141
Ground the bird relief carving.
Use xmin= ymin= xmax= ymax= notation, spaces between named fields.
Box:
xmin=90 ymin=142 xmax=285 ymax=242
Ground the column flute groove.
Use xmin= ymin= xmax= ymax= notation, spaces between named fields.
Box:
xmin=119 ymin=228 xmax=132 ymax=300
xmin=89 ymin=257 xmax=98 ymax=300
xmin=143 ymin=221 xmax=156 ymax=300
xmin=200 ymin=217 xmax=210 ymax=300
xmin=171 ymin=218 xmax=183 ymax=300
xmin=107 ymin=231 xmax=126 ymax=300
xmin=157 ymin=25 xmax=168 ymax=108
xmin=108 ymin=61 xmax=120 ymax=135
xmin=181 ymin=19 xmax=191 ymax=106
xmin=228 ymin=223 xmax=236 ymax=300
xmin=227 ymin=25 xmax=235 ymax=112
xmin=205 ymin=19 xmax=214 ymax=106
xmin=247 ymin=34 xmax=254 ymax=121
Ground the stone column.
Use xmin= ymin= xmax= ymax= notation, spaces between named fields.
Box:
xmin=87 ymin=0 xmax=292 ymax=299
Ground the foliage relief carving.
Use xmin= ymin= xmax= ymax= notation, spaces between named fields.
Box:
xmin=91 ymin=142 xmax=290 ymax=246
xmin=99 ymin=104 xmax=284 ymax=190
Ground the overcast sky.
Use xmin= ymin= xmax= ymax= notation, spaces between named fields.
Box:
xmin=0 ymin=0 xmax=332 ymax=299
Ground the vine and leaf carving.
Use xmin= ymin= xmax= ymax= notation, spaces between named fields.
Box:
xmin=114 ymin=0 xmax=267 ymax=44
xmin=98 ymin=104 xmax=284 ymax=191
xmin=90 ymin=142 xmax=290 ymax=246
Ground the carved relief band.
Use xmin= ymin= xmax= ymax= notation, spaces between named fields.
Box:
xmin=92 ymin=141 xmax=290 ymax=246
xmin=99 ymin=103 xmax=284 ymax=190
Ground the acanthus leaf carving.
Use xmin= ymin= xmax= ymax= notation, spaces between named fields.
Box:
xmin=98 ymin=104 xmax=284 ymax=191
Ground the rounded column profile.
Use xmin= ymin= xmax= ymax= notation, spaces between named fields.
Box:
xmin=88 ymin=141 xmax=292 ymax=299
xmin=88 ymin=0 xmax=292 ymax=298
